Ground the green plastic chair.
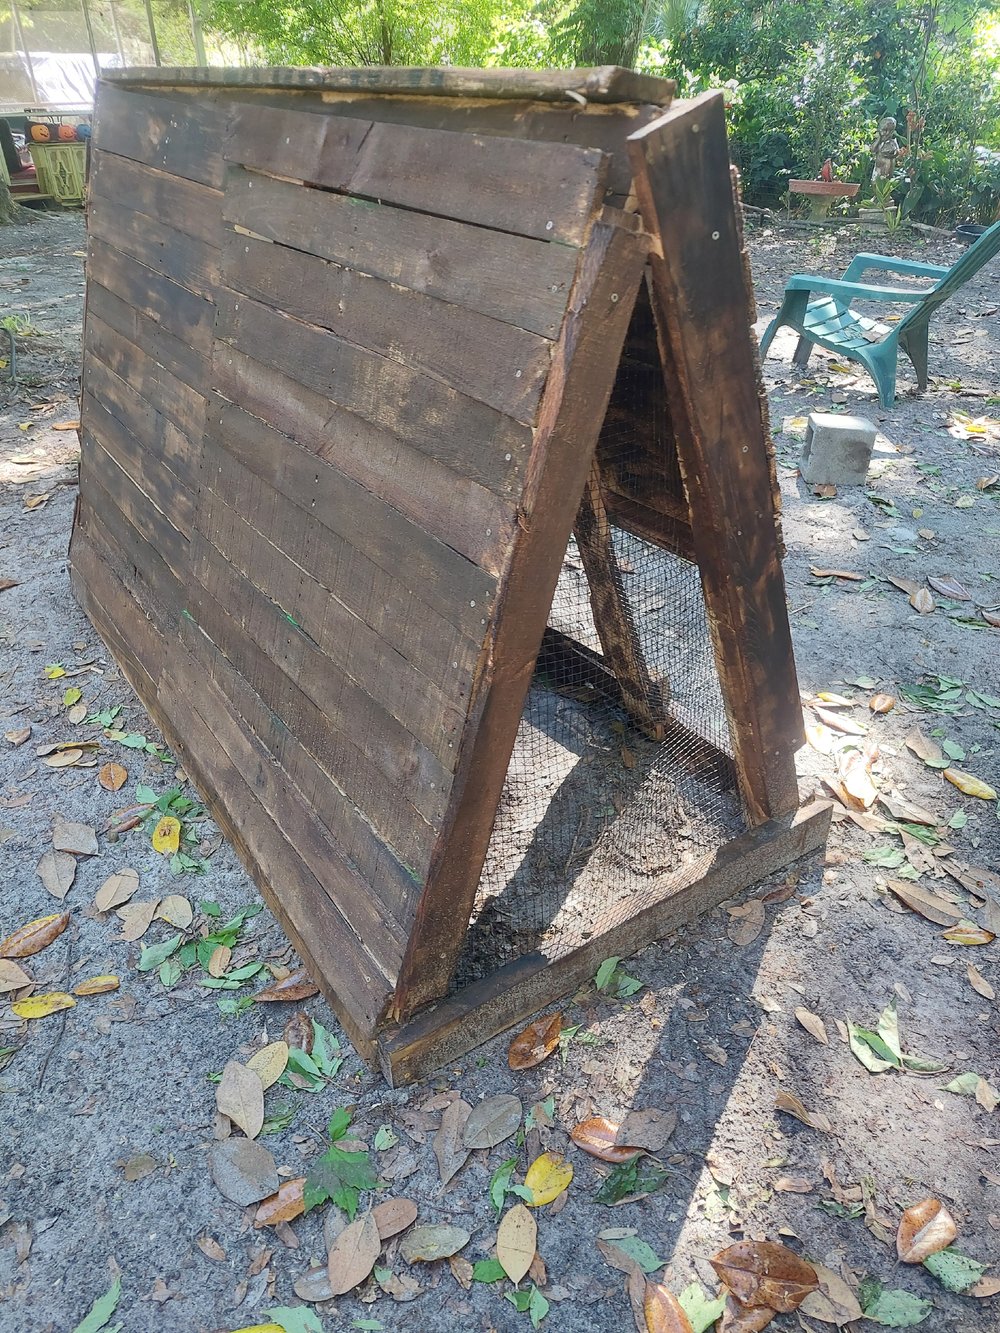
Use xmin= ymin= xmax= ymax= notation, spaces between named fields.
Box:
xmin=759 ymin=219 xmax=1000 ymax=407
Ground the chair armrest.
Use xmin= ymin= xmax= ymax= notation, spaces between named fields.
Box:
xmin=841 ymin=252 xmax=948 ymax=282
xmin=786 ymin=275 xmax=930 ymax=302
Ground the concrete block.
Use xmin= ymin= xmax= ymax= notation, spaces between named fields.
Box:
xmin=800 ymin=411 xmax=877 ymax=486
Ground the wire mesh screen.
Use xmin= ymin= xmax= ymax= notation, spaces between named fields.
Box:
xmin=454 ymin=293 xmax=748 ymax=988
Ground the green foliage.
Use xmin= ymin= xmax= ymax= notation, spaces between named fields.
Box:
xmin=303 ymin=1107 xmax=378 ymax=1217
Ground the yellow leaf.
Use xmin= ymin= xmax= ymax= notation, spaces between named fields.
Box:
xmin=943 ymin=768 xmax=997 ymax=801
xmin=246 ymin=1041 xmax=289 ymax=1091
xmin=496 ymin=1203 xmax=536 ymax=1282
xmin=227 ymin=1326 xmax=285 ymax=1333
xmin=151 ymin=815 xmax=181 ymax=855
xmin=73 ymin=975 xmax=120 ymax=996
xmin=44 ymin=664 xmax=66 ymax=679
xmin=12 ymin=991 xmax=76 ymax=1019
xmin=942 ymin=921 xmax=995 ymax=946
xmin=523 ymin=1151 xmax=573 ymax=1206
xmin=62 ymin=686 xmax=82 ymax=707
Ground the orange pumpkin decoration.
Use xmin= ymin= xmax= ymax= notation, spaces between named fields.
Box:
xmin=57 ymin=124 xmax=77 ymax=142
xmin=30 ymin=124 xmax=51 ymax=142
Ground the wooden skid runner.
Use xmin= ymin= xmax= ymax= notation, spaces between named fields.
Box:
xmin=73 ymin=69 xmax=820 ymax=1081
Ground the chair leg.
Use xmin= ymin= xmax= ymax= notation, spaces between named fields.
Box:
xmin=900 ymin=324 xmax=930 ymax=391
xmin=792 ymin=337 xmax=814 ymax=369
xmin=758 ymin=315 xmax=780 ymax=358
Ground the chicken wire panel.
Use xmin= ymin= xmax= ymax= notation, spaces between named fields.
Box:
xmin=456 ymin=519 xmax=747 ymax=988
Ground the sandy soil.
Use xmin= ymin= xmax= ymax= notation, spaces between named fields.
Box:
xmin=0 ymin=208 xmax=998 ymax=1333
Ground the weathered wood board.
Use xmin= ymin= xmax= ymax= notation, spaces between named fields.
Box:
xmin=71 ymin=68 xmax=825 ymax=1081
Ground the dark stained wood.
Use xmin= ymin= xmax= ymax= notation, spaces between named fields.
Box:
xmin=573 ymin=460 xmax=668 ymax=739
xmin=81 ymin=355 xmax=200 ymax=492
xmin=92 ymin=81 xmax=226 ymax=187
xmin=629 ymin=93 xmax=804 ymax=824
xmin=85 ymin=282 xmax=206 ymax=395
xmin=88 ymin=194 xmax=219 ymax=300
xmin=390 ymin=217 xmax=651 ymax=1021
xmin=104 ymin=64 xmax=676 ymax=106
xmin=86 ymin=239 xmax=215 ymax=352
xmin=214 ymin=289 xmax=532 ymax=500
xmin=207 ymin=401 xmax=495 ymax=657
xmin=210 ymin=346 xmax=515 ymax=574
xmin=379 ymin=798 xmax=831 ymax=1084
xmin=602 ymin=491 xmax=695 ymax=561
xmin=224 ymin=102 xmax=608 ymax=246
xmin=84 ymin=312 xmax=206 ymax=442
xmin=222 ymin=231 xmax=552 ymax=421
xmin=89 ymin=151 xmax=223 ymax=246
xmin=222 ymin=166 xmax=580 ymax=339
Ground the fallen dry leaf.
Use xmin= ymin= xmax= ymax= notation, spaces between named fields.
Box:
xmin=774 ymin=1176 xmax=813 ymax=1193
xmin=151 ymin=815 xmax=180 ymax=855
xmin=12 ymin=991 xmax=76 ymax=1020
xmin=246 ymin=1041 xmax=289 ymax=1091
xmin=399 ymin=1222 xmax=469 ymax=1263
xmin=372 ymin=1197 xmax=418 ymax=1241
xmin=254 ymin=1177 xmax=306 ymax=1228
xmin=208 ymin=944 xmax=232 ymax=978
xmin=970 ymin=1275 xmax=1000 ymax=1298
xmin=42 ymin=748 xmax=83 ymax=768
xmin=886 ymin=880 xmax=963 ymax=926
xmin=282 ymin=1010 xmax=313 ymax=1054
xmin=0 ymin=911 xmax=71 ymax=958
xmin=616 ymin=1107 xmax=677 ymax=1152
xmin=255 ymin=968 xmax=320 ymax=1002
xmin=52 ymin=820 xmax=98 ymax=856
xmin=942 ymin=922 xmax=995 ymax=946
xmin=812 ymin=707 xmax=867 ymax=736
xmin=4 ymin=727 xmax=30 ymax=745
xmin=327 ymin=1211 xmax=380 ymax=1296
xmin=433 ymin=1096 xmax=472 ymax=1187
xmin=710 ymin=1240 xmax=818 ymax=1313
xmin=523 ymin=1151 xmax=573 ymax=1207
xmin=156 ymin=894 xmax=193 ymax=929
xmin=73 ymin=975 xmax=119 ymax=996
xmin=196 ymin=1235 xmax=226 ymax=1262
xmin=968 ymin=964 xmax=995 ymax=1000
xmin=209 ymin=1137 xmax=278 ymax=1205
xmin=927 ymin=574 xmax=971 ymax=601
xmin=837 ymin=749 xmax=878 ymax=811
xmin=943 ymin=768 xmax=997 ymax=801
xmin=570 ymin=1116 xmax=642 ymax=1163
xmin=794 ymin=1007 xmax=829 ymax=1045
xmin=906 ymin=729 xmax=947 ymax=767
xmin=497 ymin=1203 xmax=536 ymax=1283
xmin=0 ymin=959 xmax=32 ymax=992
xmin=775 ymin=1090 xmax=833 ymax=1134
xmin=462 ymin=1094 xmax=522 ymax=1150
xmin=869 ymin=694 xmax=896 ymax=714
xmin=94 ymin=868 xmax=139 ymax=912
xmin=216 ymin=1060 xmax=264 ymax=1139
xmin=809 ymin=568 xmax=863 ymax=581
xmin=51 ymin=419 xmax=81 ymax=431
xmin=887 ymin=574 xmax=920 ymax=597
xmin=116 ymin=900 xmax=159 ymax=941
xmin=910 ymin=587 xmax=935 ymax=614
xmin=98 ymin=762 xmax=128 ymax=791
xmin=798 ymin=1262 xmax=863 ymax=1326
xmin=36 ymin=850 xmax=77 ymax=901
xmin=508 ymin=1011 xmax=562 ymax=1070
xmin=897 ymin=1198 xmax=957 ymax=1263
xmin=728 ymin=899 xmax=766 ymax=947
xmin=643 ymin=1280 xmax=694 ymax=1332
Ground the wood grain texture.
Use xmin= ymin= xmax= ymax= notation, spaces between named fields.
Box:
xmin=225 ymin=102 xmax=608 ymax=245
xmin=81 ymin=355 xmax=200 ymax=492
xmin=88 ymin=194 xmax=219 ymax=300
xmin=629 ymin=93 xmax=804 ymax=823
xmin=379 ymin=800 xmax=831 ymax=1084
xmin=86 ymin=239 xmax=215 ymax=351
xmin=390 ymin=217 xmax=651 ymax=1021
xmin=222 ymin=231 xmax=552 ymax=421
xmin=89 ymin=151 xmax=223 ymax=246
xmin=102 ymin=64 xmax=676 ymax=105
xmin=222 ymin=165 xmax=579 ymax=339
xmin=92 ymin=81 xmax=226 ymax=187
xmin=84 ymin=312 xmax=206 ymax=442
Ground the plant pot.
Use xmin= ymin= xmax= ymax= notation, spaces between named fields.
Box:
xmin=955 ymin=222 xmax=987 ymax=247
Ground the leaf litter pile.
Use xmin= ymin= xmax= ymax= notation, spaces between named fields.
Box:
xmin=2 ymin=218 xmax=1000 ymax=1333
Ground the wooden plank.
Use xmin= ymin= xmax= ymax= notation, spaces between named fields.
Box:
xmin=190 ymin=506 xmax=466 ymax=773
xmin=85 ymin=312 xmax=207 ymax=442
xmin=223 ymin=102 xmax=608 ymax=246
xmin=214 ymin=290 xmax=532 ymax=499
xmin=103 ymin=64 xmax=676 ymax=106
xmin=89 ymin=151 xmax=223 ymax=246
xmin=180 ymin=577 xmax=440 ymax=881
xmin=81 ymin=355 xmax=200 ymax=492
xmin=603 ymin=490 xmax=695 ymax=562
xmin=222 ymin=231 xmax=552 ymax=422
xmin=79 ymin=431 xmax=189 ymax=589
xmin=573 ymin=459 xmax=669 ymax=739
xmin=222 ymin=166 xmax=579 ymax=338
xmin=184 ymin=623 xmax=424 ymax=943
xmin=82 ymin=392 xmax=196 ymax=539
xmin=86 ymin=238 xmax=215 ymax=352
xmin=160 ymin=654 xmax=393 ymax=1055
xmin=390 ymin=216 xmax=651 ymax=1020
xmin=92 ymin=82 xmax=226 ymax=187
xmin=207 ymin=402 xmax=493 ymax=669
xmin=378 ymin=799 xmax=831 ymax=1084
xmin=629 ymin=93 xmax=804 ymax=824
xmin=84 ymin=282 xmax=206 ymax=395
xmin=88 ymin=193 xmax=220 ymax=301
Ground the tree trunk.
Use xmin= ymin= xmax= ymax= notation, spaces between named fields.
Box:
xmin=0 ymin=178 xmax=24 ymax=225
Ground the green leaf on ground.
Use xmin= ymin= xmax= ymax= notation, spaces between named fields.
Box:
xmin=606 ymin=1235 xmax=663 ymax=1273
xmin=472 ymin=1258 xmax=507 ymax=1283
xmin=594 ymin=1157 xmax=669 ymax=1206
xmin=678 ymin=1282 xmax=728 ymax=1333
xmin=861 ymin=1281 xmax=933 ymax=1326
xmin=263 ymin=1307 xmax=323 ymax=1333
xmin=72 ymin=1277 xmax=122 ymax=1333
xmin=922 ymin=1249 xmax=986 ymax=1294
xmin=303 ymin=1108 xmax=378 ymax=1218
xmin=506 ymin=1285 xmax=549 ymax=1328
xmin=136 ymin=934 xmax=182 ymax=973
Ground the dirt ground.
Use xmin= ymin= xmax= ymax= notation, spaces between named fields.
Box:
xmin=0 ymin=208 xmax=998 ymax=1333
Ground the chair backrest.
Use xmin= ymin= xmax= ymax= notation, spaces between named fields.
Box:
xmin=899 ymin=218 xmax=1000 ymax=331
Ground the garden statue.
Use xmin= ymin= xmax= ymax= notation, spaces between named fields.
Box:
xmin=872 ymin=116 xmax=902 ymax=180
